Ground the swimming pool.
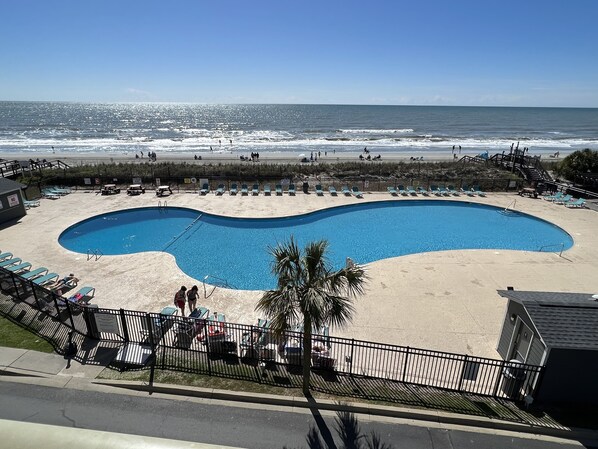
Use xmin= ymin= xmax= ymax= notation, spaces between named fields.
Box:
xmin=58 ymin=201 xmax=573 ymax=291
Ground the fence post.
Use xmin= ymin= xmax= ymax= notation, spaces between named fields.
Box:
xmin=402 ymin=347 xmax=410 ymax=382
xmin=493 ymin=359 xmax=506 ymax=397
xmin=62 ymin=295 xmax=76 ymax=330
xmin=119 ymin=308 xmax=129 ymax=342
xmin=204 ymin=319 xmax=212 ymax=376
xmin=348 ymin=338 xmax=355 ymax=377
xmin=146 ymin=314 xmax=156 ymax=388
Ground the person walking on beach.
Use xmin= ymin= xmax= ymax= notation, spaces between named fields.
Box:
xmin=187 ymin=285 xmax=199 ymax=314
xmin=174 ymin=286 xmax=187 ymax=315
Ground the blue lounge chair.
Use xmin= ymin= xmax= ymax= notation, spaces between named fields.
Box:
xmin=230 ymin=183 xmax=238 ymax=195
xmin=215 ymin=184 xmax=225 ymax=195
xmin=472 ymin=185 xmax=486 ymax=197
xmin=20 ymin=267 xmax=48 ymax=280
xmin=252 ymin=184 xmax=260 ymax=195
xmin=554 ymin=194 xmax=572 ymax=204
xmin=543 ymin=191 xmax=563 ymax=202
xmin=41 ymin=190 xmax=60 ymax=199
xmin=429 ymin=185 xmax=441 ymax=196
xmin=397 ymin=185 xmax=407 ymax=196
xmin=0 ymin=258 xmax=22 ymax=268
xmin=406 ymin=186 xmax=417 ymax=195
xmin=328 ymin=185 xmax=337 ymax=196
xmin=51 ymin=186 xmax=71 ymax=194
xmin=416 ymin=186 xmax=429 ymax=196
xmin=66 ymin=286 xmax=96 ymax=303
xmin=24 ymin=200 xmax=41 ymax=208
xmin=438 ymin=186 xmax=451 ymax=196
xmin=241 ymin=184 xmax=249 ymax=195
xmin=6 ymin=262 xmax=32 ymax=273
xmin=190 ymin=306 xmax=209 ymax=320
xmin=461 ymin=185 xmax=476 ymax=197
xmin=351 ymin=186 xmax=363 ymax=198
xmin=0 ymin=252 xmax=13 ymax=260
xmin=387 ymin=186 xmax=398 ymax=196
xmin=341 ymin=186 xmax=351 ymax=196
xmin=288 ymin=184 xmax=296 ymax=195
xmin=32 ymin=272 xmax=59 ymax=286
xmin=200 ymin=183 xmax=210 ymax=195
xmin=315 ymin=185 xmax=324 ymax=196
xmin=564 ymin=198 xmax=586 ymax=208
xmin=447 ymin=185 xmax=459 ymax=196
xmin=263 ymin=184 xmax=271 ymax=195
xmin=275 ymin=184 xmax=283 ymax=195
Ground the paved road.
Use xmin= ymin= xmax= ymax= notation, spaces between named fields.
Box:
xmin=0 ymin=381 xmax=589 ymax=449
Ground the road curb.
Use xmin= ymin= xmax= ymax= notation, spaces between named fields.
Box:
xmin=93 ymin=379 xmax=598 ymax=444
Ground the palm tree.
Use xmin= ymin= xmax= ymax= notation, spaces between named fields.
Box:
xmin=256 ymin=237 xmax=367 ymax=394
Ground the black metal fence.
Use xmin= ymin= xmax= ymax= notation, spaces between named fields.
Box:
xmin=0 ymin=267 xmax=543 ymax=402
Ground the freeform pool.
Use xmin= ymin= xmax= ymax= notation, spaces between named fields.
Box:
xmin=59 ymin=201 xmax=573 ymax=290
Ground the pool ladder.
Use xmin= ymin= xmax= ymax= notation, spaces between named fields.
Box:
xmin=539 ymin=242 xmax=565 ymax=257
xmin=202 ymin=274 xmax=234 ymax=298
xmin=158 ymin=200 xmax=168 ymax=209
xmin=87 ymin=249 xmax=103 ymax=261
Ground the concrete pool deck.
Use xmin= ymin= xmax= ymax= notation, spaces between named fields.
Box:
xmin=4 ymin=190 xmax=598 ymax=359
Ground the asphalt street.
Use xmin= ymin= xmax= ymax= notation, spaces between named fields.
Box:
xmin=0 ymin=381 xmax=590 ymax=449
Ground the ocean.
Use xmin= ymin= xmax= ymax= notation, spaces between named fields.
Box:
xmin=0 ymin=102 xmax=596 ymax=157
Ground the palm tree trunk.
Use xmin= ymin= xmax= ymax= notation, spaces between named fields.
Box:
xmin=302 ymin=316 xmax=312 ymax=395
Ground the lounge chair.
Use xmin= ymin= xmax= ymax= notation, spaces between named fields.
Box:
xmin=24 ymin=200 xmax=40 ymax=208
xmin=438 ymin=186 xmax=451 ymax=196
xmin=41 ymin=190 xmax=60 ymax=199
xmin=263 ymin=184 xmax=271 ymax=195
xmin=275 ymin=184 xmax=283 ymax=195
xmin=429 ymin=185 xmax=441 ymax=196
xmin=554 ymin=194 xmax=572 ymax=204
xmin=43 ymin=187 xmax=68 ymax=196
xmin=472 ymin=185 xmax=486 ymax=197
xmin=252 ymin=184 xmax=260 ymax=195
xmin=6 ymin=262 xmax=32 ymax=273
xmin=0 ymin=258 xmax=22 ymax=268
xmin=51 ymin=186 xmax=71 ymax=194
xmin=20 ymin=267 xmax=49 ymax=280
xmin=32 ymin=272 xmax=59 ymax=286
xmin=406 ymin=186 xmax=417 ymax=195
xmin=0 ymin=252 xmax=13 ymax=260
xmin=447 ymin=185 xmax=460 ymax=195
xmin=199 ymin=183 xmax=210 ymax=195
xmin=141 ymin=306 xmax=178 ymax=342
xmin=543 ymin=191 xmax=563 ymax=202
xmin=241 ymin=184 xmax=249 ymax=195
xmin=341 ymin=186 xmax=351 ymax=196
xmin=397 ymin=185 xmax=407 ymax=196
xmin=315 ymin=185 xmax=324 ymax=196
xmin=67 ymin=286 xmax=96 ymax=303
xmin=461 ymin=185 xmax=476 ymax=197
xmin=564 ymin=198 xmax=586 ymax=208
xmin=351 ymin=186 xmax=363 ymax=198
xmin=387 ymin=186 xmax=398 ymax=196
xmin=416 ymin=186 xmax=429 ymax=196
xmin=328 ymin=186 xmax=337 ymax=196
xmin=215 ymin=184 xmax=225 ymax=195
xmin=288 ymin=184 xmax=296 ymax=195
xmin=190 ymin=306 xmax=209 ymax=321
xmin=230 ymin=183 xmax=238 ymax=195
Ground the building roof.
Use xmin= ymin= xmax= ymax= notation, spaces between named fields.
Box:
xmin=498 ymin=290 xmax=598 ymax=351
xmin=0 ymin=178 xmax=26 ymax=194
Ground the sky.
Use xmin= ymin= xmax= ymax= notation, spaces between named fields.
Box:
xmin=1 ymin=0 xmax=597 ymax=107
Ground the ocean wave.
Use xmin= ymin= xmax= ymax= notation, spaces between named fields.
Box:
xmin=338 ymin=128 xmax=414 ymax=134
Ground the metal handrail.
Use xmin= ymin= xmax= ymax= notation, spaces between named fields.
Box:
xmin=86 ymin=249 xmax=103 ymax=261
xmin=202 ymin=274 xmax=234 ymax=298
xmin=539 ymin=243 xmax=565 ymax=257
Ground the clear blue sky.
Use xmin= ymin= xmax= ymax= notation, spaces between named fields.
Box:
xmin=1 ymin=0 xmax=597 ymax=107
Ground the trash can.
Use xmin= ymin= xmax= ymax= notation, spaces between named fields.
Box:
xmin=501 ymin=359 xmax=526 ymax=400
xmin=302 ymin=182 xmax=309 ymax=193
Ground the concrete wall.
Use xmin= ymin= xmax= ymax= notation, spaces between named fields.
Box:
xmin=536 ymin=348 xmax=598 ymax=406
xmin=0 ymin=189 xmax=26 ymax=225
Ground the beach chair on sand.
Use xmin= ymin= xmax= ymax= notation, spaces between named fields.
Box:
xmin=315 ymin=185 xmax=324 ymax=196
xmin=387 ymin=186 xmax=398 ymax=196
xmin=351 ymin=186 xmax=363 ymax=198
xmin=200 ymin=183 xmax=210 ymax=195
xmin=328 ymin=185 xmax=337 ymax=196
xmin=472 ymin=185 xmax=486 ymax=197
xmin=275 ymin=184 xmax=283 ymax=195
xmin=215 ymin=184 xmax=225 ymax=195
xmin=341 ymin=186 xmax=351 ymax=196
xmin=20 ymin=267 xmax=48 ymax=280
xmin=564 ymin=198 xmax=586 ymax=208
xmin=263 ymin=184 xmax=271 ymax=195
xmin=252 ymin=184 xmax=260 ymax=195
xmin=241 ymin=184 xmax=249 ymax=195
xmin=288 ymin=184 xmax=296 ymax=195
xmin=230 ymin=184 xmax=238 ymax=195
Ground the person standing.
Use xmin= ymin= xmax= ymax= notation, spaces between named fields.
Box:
xmin=187 ymin=285 xmax=199 ymax=314
xmin=174 ymin=286 xmax=187 ymax=315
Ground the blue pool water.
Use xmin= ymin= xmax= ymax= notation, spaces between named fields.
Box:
xmin=58 ymin=201 xmax=573 ymax=291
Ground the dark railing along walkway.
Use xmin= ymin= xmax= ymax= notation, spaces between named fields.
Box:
xmin=0 ymin=267 xmax=543 ymax=406
xmin=0 ymin=159 xmax=70 ymax=178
